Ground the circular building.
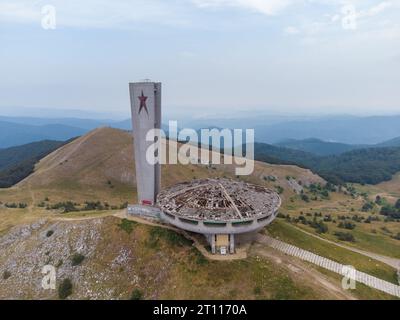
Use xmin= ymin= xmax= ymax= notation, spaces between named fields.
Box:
xmin=157 ymin=178 xmax=281 ymax=255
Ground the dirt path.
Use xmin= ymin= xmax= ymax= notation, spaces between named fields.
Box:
xmin=27 ymin=183 xmax=35 ymax=214
xmin=292 ymin=224 xmax=400 ymax=270
xmin=18 ymin=128 xmax=100 ymax=185
xmin=251 ymin=244 xmax=357 ymax=300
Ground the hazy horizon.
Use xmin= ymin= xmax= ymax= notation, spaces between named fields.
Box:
xmin=1 ymin=106 xmax=400 ymax=122
xmin=1 ymin=1 xmax=400 ymax=118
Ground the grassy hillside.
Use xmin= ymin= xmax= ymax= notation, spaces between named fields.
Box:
xmin=0 ymin=127 xmax=324 ymax=209
xmin=277 ymin=182 xmax=400 ymax=263
xmin=0 ymin=215 xmax=358 ymax=300
xmin=0 ymin=127 xmax=399 ymax=300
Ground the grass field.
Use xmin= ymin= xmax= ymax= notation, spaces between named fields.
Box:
xmin=279 ymin=184 xmax=400 ymax=260
xmin=267 ymin=220 xmax=399 ymax=285
xmin=1 ymin=127 xmax=400 ymax=299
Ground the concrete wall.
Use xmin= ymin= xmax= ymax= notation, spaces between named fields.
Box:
xmin=129 ymin=82 xmax=161 ymax=205
xmin=159 ymin=209 xmax=279 ymax=235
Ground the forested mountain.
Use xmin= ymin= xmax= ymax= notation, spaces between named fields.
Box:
xmin=0 ymin=140 xmax=72 ymax=188
xmin=275 ymin=138 xmax=363 ymax=156
xmin=253 ymin=143 xmax=400 ymax=185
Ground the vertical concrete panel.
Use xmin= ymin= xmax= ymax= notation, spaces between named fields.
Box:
xmin=229 ymin=234 xmax=235 ymax=254
xmin=129 ymin=82 xmax=162 ymax=205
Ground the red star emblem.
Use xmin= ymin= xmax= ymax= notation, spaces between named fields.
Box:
xmin=138 ymin=91 xmax=148 ymax=115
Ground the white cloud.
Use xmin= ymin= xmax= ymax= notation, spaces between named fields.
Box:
xmin=0 ymin=0 xmax=181 ymax=28
xmin=0 ymin=2 xmax=40 ymax=23
xmin=0 ymin=0 xmax=397 ymax=30
xmin=284 ymin=26 xmax=300 ymax=34
xmin=191 ymin=0 xmax=293 ymax=15
xmin=365 ymin=1 xmax=392 ymax=17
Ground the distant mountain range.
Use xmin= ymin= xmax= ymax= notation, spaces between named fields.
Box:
xmin=0 ymin=120 xmax=86 ymax=149
xmin=275 ymin=138 xmax=362 ymax=156
xmin=2 ymin=114 xmax=400 ymax=148
xmin=252 ymin=115 xmax=400 ymax=145
xmin=0 ymin=117 xmax=132 ymax=148
xmin=275 ymin=136 xmax=400 ymax=156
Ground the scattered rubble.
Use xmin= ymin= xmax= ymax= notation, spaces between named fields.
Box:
xmin=157 ymin=178 xmax=281 ymax=221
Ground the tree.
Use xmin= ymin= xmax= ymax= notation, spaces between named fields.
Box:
xmin=130 ymin=289 xmax=143 ymax=300
xmin=58 ymin=279 xmax=73 ymax=299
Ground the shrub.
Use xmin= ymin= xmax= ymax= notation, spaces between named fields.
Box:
xmin=130 ymin=289 xmax=143 ymax=300
xmin=253 ymin=286 xmax=262 ymax=295
xmin=148 ymin=227 xmax=192 ymax=248
xmin=2 ymin=270 xmax=11 ymax=280
xmin=310 ymin=220 xmax=328 ymax=234
xmin=301 ymin=194 xmax=310 ymax=203
xmin=375 ymin=195 xmax=383 ymax=205
xmin=118 ymin=219 xmax=137 ymax=234
xmin=83 ymin=201 xmax=104 ymax=211
xmin=298 ymin=215 xmax=307 ymax=224
xmin=46 ymin=230 xmax=54 ymax=237
xmin=51 ymin=201 xmax=78 ymax=213
xmin=274 ymin=186 xmax=284 ymax=194
xmin=380 ymin=205 xmax=400 ymax=219
xmin=58 ymin=279 xmax=73 ymax=299
xmin=352 ymin=215 xmax=363 ymax=223
xmin=334 ymin=232 xmax=355 ymax=242
xmin=71 ymin=253 xmax=85 ymax=266
xmin=338 ymin=221 xmax=356 ymax=230
xmin=362 ymin=202 xmax=374 ymax=212
xmin=191 ymin=248 xmax=208 ymax=266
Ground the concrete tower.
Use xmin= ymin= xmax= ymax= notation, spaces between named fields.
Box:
xmin=129 ymin=81 xmax=162 ymax=205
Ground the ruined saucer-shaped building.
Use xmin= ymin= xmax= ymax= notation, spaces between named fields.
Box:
xmin=157 ymin=178 xmax=281 ymax=254
xmin=128 ymin=82 xmax=281 ymax=255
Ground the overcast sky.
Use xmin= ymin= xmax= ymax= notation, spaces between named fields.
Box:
xmin=0 ymin=0 xmax=399 ymax=119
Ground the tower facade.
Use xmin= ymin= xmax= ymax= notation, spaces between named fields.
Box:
xmin=129 ymin=81 xmax=162 ymax=205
